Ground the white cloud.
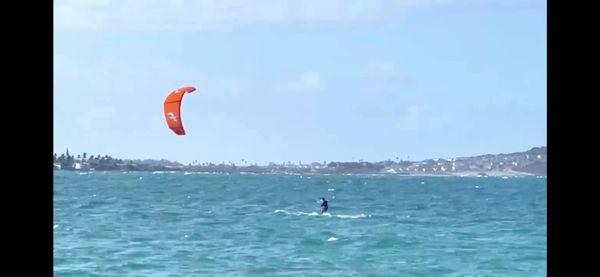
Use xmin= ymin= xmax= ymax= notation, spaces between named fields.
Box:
xmin=54 ymin=0 xmax=546 ymax=32
xmin=53 ymin=0 xmax=489 ymax=31
xmin=280 ymin=71 xmax=325 ymax=92
xmin=365 ymin=59 xmax=413 ymax=89
xmin=367 ymin=60 xmax=395 ymax=73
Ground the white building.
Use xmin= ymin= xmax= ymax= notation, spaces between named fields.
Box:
xmin=72 ymin=162 xmax=90 ymax=170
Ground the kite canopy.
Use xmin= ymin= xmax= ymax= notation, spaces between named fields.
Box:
xmin=163 ymin=86 xmax=196 ymax=135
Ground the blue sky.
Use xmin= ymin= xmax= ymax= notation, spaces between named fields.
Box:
xmin=54 ymin=0 xmax=546 ymax=165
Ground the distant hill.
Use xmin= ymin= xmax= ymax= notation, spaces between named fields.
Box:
xmin=372 ymin=146 xmax=547 ymax=176
xmin=513 ymin=161 xmax=546 ymax=175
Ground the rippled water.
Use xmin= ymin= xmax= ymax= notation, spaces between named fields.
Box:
xmin=54 ymin=171 xmax=546 ymax=276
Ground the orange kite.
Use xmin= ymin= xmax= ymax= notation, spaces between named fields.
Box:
xmin=163 ymin=86 xmax=196 ymax=135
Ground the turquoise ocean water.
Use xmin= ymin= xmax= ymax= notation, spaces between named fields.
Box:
xmin=54 ymin=171 xmax=546 ymax=276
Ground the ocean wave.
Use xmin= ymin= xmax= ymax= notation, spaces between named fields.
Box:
xmin=184 ymin=171 xmax=201 ymax=175
xmin=152 ymin=171 xmax=177 ymax=174
xmin=336 ymin=214 xmax=368 ymax=219
xmin=184 ymin=172 xmax=216 ymax=175
xmin=274 ymin=209 xmax=369 ymax=219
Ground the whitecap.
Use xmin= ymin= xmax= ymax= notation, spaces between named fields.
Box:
xmin=152 ymin=171 xmax=175 ymax=174
xmin=275 ymin=210 xmax=366 ymax=219
xmin=335 ymin=214 xmax=367 ymax=219
xmin=327 ymin=237 xmax=338 ymax=242
xmin=328 ymin=188 xmax=335 ymax=191
xmin=185 ymin=171 xmax=204 ymax=175
xmin=274 ymin=209 xmax=290 ymax=214
xmin=53 ymin=224 xmax=59 ymax=229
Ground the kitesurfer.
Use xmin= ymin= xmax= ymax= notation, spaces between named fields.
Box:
xmin=320 ymin=197 xmax=329 ymax=214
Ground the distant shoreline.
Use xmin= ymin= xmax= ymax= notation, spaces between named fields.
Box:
xmin=55 ymin=169 xmax=545 ymax=178
xmin=53 ymin=146 xmax=547 ymax=177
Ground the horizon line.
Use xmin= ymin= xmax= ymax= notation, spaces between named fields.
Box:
xmin=54 ymin=145 xmax=547 ymax=166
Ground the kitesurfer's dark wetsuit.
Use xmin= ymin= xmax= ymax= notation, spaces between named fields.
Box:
xmin=321 ymin=199 xmax=329 ymax=214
